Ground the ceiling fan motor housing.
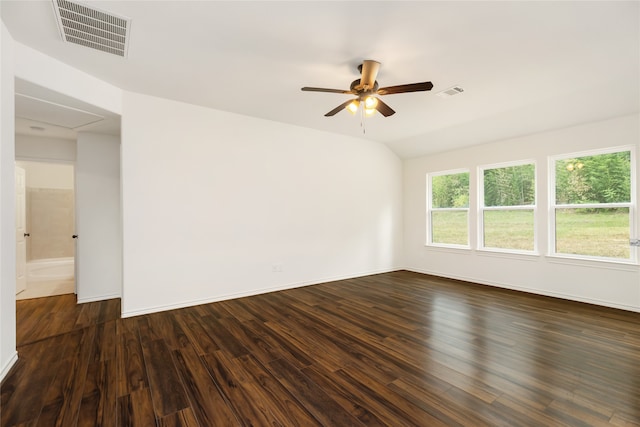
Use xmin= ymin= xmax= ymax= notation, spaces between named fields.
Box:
xmin=301 ymin=59 xmax=433 ymax=117
xmin=350 ymin=79 xmax=379 ymax=95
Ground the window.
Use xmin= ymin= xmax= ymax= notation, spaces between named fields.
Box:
xmin=480 ymin=162 xmax=536 ymax=252
xmin=427 ymin=170 xmax=469 ymax=246
xmin=551 ymin=148 xmax=634 ymax=261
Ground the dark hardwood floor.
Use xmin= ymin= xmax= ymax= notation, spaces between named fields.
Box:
xmin=2 ymin=271 xmax=639 ymax=426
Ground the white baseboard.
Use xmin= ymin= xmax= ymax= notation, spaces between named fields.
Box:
xmin=404 ymin=267 xmax=640 ymax=313
xmin=0 ymin=351 xmax=18 ymax=383
xmin=121 ymin=268 xmax=399 ymax=318
xmin=77 ymin=292 xmax=121 ymax=304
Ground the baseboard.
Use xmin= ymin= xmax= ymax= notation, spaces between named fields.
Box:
xmin=404 ymin=267 xmax=640 ymax=313
xmin=0 ymin=351 xmax=18 ymax=384
xmin=77 ymin=292 xmax=121 ymax=304
xmin=121 ymin=268 xmax=400 ymax=318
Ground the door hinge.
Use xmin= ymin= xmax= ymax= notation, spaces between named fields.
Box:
xmin=630 ymin=239 xmax=640 ymax=247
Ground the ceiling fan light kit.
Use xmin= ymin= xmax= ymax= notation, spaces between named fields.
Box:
xmin=301 ymin=59 xmax=433 ymax=119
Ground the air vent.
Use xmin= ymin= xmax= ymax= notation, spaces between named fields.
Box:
xmin=51 ymin=0 xmax=131 ymax=57
xmin=436 ymin=86 xmax=465 ymax=98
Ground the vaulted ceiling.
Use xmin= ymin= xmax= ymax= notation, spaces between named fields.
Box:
xmin=2 ymin=1 xmax=638 ymax=158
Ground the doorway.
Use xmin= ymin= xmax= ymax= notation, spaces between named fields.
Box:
xmin=15 ymin=160 xmax=76 ymax=300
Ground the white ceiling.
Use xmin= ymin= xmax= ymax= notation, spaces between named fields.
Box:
xmin=1 ymin=1 xmax=638 ymax=158
xmin=14 ymin=78 xmax=121 ymax=140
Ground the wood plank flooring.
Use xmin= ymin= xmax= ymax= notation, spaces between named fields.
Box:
xmin=2 ymin=271 xmax=639 ymax=426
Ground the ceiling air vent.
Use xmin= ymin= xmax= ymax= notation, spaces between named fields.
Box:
xmin=436 ymin=86 xmax=465 ymax=98
xmin=51 ymin=0 xmax=131 ymax=57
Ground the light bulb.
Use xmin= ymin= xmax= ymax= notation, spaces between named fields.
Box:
xmin=364 ymin=96 xmax=378 ymax=109
xmin=347 ymin=100 xmax=359 ymax=114
xmin=365 ymin=108 xmax=376 ymax=116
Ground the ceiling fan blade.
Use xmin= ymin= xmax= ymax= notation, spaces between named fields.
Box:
xmin=360 ymin=60 xmax=381 ymax=89
xmin=301 ymin=87 xmax=353 ymax=94
xmin=375 ymin=98 xmax=396 ymax=117
xmin=325 ymin=99 xmax=357 ymax=117
xmin=377 ymin=81 xmax=433 ymax=95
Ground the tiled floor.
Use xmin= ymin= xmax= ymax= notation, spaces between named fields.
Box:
xmin=16 ymin=278 xmax=75 ymax=300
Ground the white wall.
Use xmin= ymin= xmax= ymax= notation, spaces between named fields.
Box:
xmin=14 ymin=42 xmax=121 ymax=115
xmin=16 ymin=161 xmax=74 ymax=190
xmin=76 ymin=133 xmax=121 ymax=303
xmin=0 ymin=21 xmax=17 ymax=382
xmin=15 ymin=134 xmax=76 ymax=162
xmin=404 ymin=114 xmax=640 ymax=312
xmin=0 ymin=37 xmax=123 ymax=382
xmin=121 ymin=91 xmax=403 ymax=317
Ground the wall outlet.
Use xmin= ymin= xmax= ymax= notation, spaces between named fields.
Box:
xmin=272 ymin=264 xmax=283 ymax=273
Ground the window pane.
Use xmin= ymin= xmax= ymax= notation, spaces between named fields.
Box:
xmin=484 ymin=164 xmax=535 ymax=207
xmin=432 ymin=211 xmax=468 ymax=245
xmin=483 ymin=210 xmax=534 ymax=251
xmin=555 ymin=151 xmax=631 ymax=204
xmin=556 ymin=208 xmax=630 ymax=258
xmin=431 ymin=172 xmax=469 ymax=208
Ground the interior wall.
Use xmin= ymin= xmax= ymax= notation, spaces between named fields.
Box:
xmin=0 ymin=20 xmax=17 ymax=382
xmin=121 ymin=91 xmax=403 ymax=317
xmin=404 ymin=114 xmax=640 ymax=312
xmin=76 ymin=132 xmax=121 ymax=303
xmin=15 ymin=134 xmax=76 ymax=162
xmin=17 ymin=160 xmax=74 ymax=189
xmin=0 ymin=42 xmax=122 ymax=382
xmin=14 ymin=42 xmax=122 ymax=115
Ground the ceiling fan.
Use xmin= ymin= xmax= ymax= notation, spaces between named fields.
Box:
xmin=301 ymin=60 xmax=433 ymax=117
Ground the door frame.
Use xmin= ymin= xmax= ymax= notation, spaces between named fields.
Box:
xmin=14 ymin=157 xmax=78 ymax=296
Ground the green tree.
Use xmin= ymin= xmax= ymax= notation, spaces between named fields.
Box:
xmin=555 ymin=151 xmax=630 ymax=204
xmin=431 ymin=172 xmax=469 ymax=208
xmin=484 ymin=164 xmax=535 ymax=207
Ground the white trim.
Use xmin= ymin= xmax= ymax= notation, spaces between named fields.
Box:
xmin=428 ymin=167 xmax=470 ymax=178
xmin=549 ymin=144 xmax=637 ymax=163
xmin=0 ymin=351 xmax=18 ymax=383
xmin=77 ymin=292 xmax=121 ymax=304
xmin=404 ymin=268 xmax=640 ymax=313
xmin=482 ymin=205 xmax=536 ymax=211
xmin=549 ymin=146 xmax=636 ymax=262
xmin=426 ymin=242 xmax=471 ymax=251
xmin=429 ymin=207 xmax=468 ymax=212
xmin=476 ymin=249 xmax=540 ymax=261
xmin=121 ymin=268 xmax=399 ymax=318
xmin=422 ymin=245 xmax=473 ymax=254
xmin=478 ymin=160 xmax=537 ymax=252
xmin=15 ymin=156 xmax=75 ymax=165
xmin=426 ymin=169 xmax=470 ymax=247
xmin=545 ymin=255 xmax=639 ymax=270
xmin=478 ymin=158 xmax=538 ymax=172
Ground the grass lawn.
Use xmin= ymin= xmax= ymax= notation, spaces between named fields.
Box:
xmin=484 ymin=210 xmax=534 ymax=251
xmin=556 ymin=209 xmax=629 ymax=258
xmin=432 ymin=211 xmax=468 ymax=245
xmin=431 ymin=209 xmax=630 ymax=259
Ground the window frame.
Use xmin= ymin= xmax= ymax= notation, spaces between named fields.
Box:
xmin=478 ymin=159 xmax=538 ymax=254
xmin=549 ymin=146 xmax=637 ymax=263
xmin=426 ymin=169 xmax=470 ymax=249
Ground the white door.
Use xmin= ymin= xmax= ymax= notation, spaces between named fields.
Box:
xmin=15 ymin=166 xmax=27 ymax=294
xmin=75 ymin=134 xmax=121 ymax=302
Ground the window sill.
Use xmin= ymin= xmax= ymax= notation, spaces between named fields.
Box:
xmin=476 ymin=249 xmax=540 ymax=262
xmin=545 ymin=255 xmax=639 ymax=271
xmin=424 ymin=244 xmax=472 ymax=254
